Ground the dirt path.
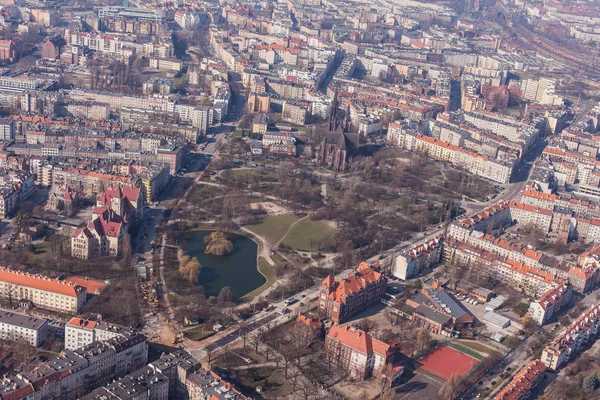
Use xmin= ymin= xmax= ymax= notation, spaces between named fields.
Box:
xmin=276 ymin=214 xmax=308 ymax=246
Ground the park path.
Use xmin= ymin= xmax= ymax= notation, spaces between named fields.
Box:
xmin=276 ymin=214 xmax=308 ymax=246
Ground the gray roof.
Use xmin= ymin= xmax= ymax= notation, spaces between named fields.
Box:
xmin=412 ymin=289 xmax=469 ymax=319
xmin=429 ymin=289 xmax=468 ymax=318
xmin=186 ymin=370 xmax=247 ymax=400
xmin=150 ymin=350 xmax=199 ymax=374
xmin=483 ymin=311 xmax=511 ymax=328
xmin=414 ymin=304 xmax=451 ymax=325
xmin=0 ymin=311 xmax=47 ymax=331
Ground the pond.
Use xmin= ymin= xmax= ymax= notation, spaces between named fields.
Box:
xmin=178 ymin=230 xmax=266 ymax=298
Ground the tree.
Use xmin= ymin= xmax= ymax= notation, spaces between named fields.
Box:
xmin=204 ymin=231 xmax=234 ymax=256
xmin=522 ymin=314 xmax=538 ymax=334
xmin=297 ymin=378 xmax=319 ymax=400
xmin=583 ymin=371 xmax=599 ymax=393
xmin=356 ymin=318 xmax=378 ymax=333
xmin=179 ymin=255 xmax=201 ymax=284
xmin=416 ymin=329 xmax=431 ymax=353
xmin=439 ymin=373 xmax=462 ymax=400
xmin=384 ymin=307 xmax=400 ymax=326
xmin=217 ymin=286 xmax=235 ymax=304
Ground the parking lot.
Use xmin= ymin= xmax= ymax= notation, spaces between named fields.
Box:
xmin=449 ymin=292 xmax=524 ymax=336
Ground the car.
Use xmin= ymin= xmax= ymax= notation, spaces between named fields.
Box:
xmin=478 ymin=381 xmax=483 ymax=385
xmin=484 ymin=387 xmax=490 ymax=392
xmin=506 ymin=367 xmax=512 ymax=372
xmin=491 ymin=381 xmax=497 ymax=385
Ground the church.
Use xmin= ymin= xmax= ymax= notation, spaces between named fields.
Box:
xmin=317 ymin=92 xmax=359 ymax=171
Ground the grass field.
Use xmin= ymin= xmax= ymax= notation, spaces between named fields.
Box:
xmin=228 ymin=169 xmax=279 ymax=182
xmin=243 ymin=257 xmax=276 ymax=299
xmin=457 ymin=340 xmax=495 ymax=355
xmin=281 ymin=218 xmax=337 ymax=252
xmin=246 ymin=215 xmax=299 ymax=244
xmin=447 ymin=342 xmax=485 ymax=361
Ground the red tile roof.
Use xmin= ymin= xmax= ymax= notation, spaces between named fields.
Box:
xmin=321 ymin=263 xmax=382 ymax=303
xmin=327 ymin=325 xmax=391 ymax=356
xmin=494 ymin=359 xmax=546 ymax=400
xmin=0 ymin=268 xmax=85 ymax=297
xmin=67 ymin=317 xmax=97 ymax=330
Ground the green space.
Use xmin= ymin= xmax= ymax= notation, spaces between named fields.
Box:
xmin=457 ymin=340 xmax=495 ymax=355
xmin=183 ymin=325 xmax=215 ymax=341
xmin=243 ymin=257 xmax=276 ymax=299
xmin=281 ymin=218 xmax=337 ymax=252
xmin=228 ymin=169 xmax=279 ymax=182
xmin=245 ymin=214 xmax=299 ymax=244
xmin=447 ymin=341 xmax=485 ymax=361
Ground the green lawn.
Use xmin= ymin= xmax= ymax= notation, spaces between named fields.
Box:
xmin=447 ymin=342 xmax=485 ymax=361
xmin=243 ymin=257 xmax=276 ymax=299
xmin=245 ymin=214 xmax=299 ymax=244
xmin=457 ymin=340 xmax=495 ymax=355
xmin=281 ymin=219 xmax=337 ymax=252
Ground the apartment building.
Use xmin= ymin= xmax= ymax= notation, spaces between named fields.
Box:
xmin=262 ymin=132 xmax=296 ymax=146
xmin=508 ymin=202 xmax=554 ymax=233
xmin=0 ymin=170 xmax=34 ymax=218
xmin=173 ymin=104 xmax=211 ymax=135
xmin=63 ymin=102 xmax=110 ymax=120
xmin=494 ymin=359 xmax=546 ymax=400
xmin=0 ymin=311 xmax=48 ymax=346
xmin=325 ymin=325 xmax=398 ymax=380
xmin=528 ymin=284 xmax=573 ymax=326
xmin=149 ymin=351 xmax=200 ymax=398
xmin=0 ymin=267 xmax=87 ymax=313
xmin=0 ymin=334 xmax=148 ymax=400
xmin=186 ymin=370 xmax=251 ymax=400
xmin=448 ymin=201 xmax=513 ymax=242
xmin=319 ymin=262 xmax=387 ymax=324
xmin=0 ymin=118 xmax=14 ymax=141
xmin=252 ymin=114 xmax=269 ymax=134
xmin=68 ymin=89 xmax=176 ymax=113
xmin=444 ymin=239 xmax=563 ymax=298
xmin=392 ymin=237 xmax=443 ymax=280
xmin=541 ymin=303 xmax=600 ymax=370
xmin=391 ymin=129 xmax=514 ymax=183
xmin=65 ymin=317 xmax=131 ymax=350
xmin=82 ymin=367 xmax=169 ymax=400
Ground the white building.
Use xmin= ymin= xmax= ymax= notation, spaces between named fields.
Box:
xmin=0 ymin=118 xmax=14 ymax=141
xmin=65 ymin=317 xmax=130 ymax=350
xmin=0 ymin=311 xmax=48 ymax=346
xmin=528 ymin=284 xmax=573 ymax=326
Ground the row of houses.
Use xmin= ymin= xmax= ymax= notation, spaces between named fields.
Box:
xmin=387 ymin=126 xmax=515 ymax=183
xmin=494 ymin=359 xmax=547 ymax=400
xmin=444 ymin=238 xmax=599 ymax=296
xmin=541 ymin=302 xmax=600 ymax=370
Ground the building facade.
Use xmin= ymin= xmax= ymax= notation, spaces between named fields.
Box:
xmin=324 ymin=325 xmax=396 ymax=380
xmin=0 ymin=267 xmax=86 ymax=313
xmin=0 ymin=311 xmax=48 ymax=346
xmin=319 ymin=262 xmax=387 ymax=324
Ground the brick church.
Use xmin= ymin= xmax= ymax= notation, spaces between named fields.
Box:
xmin=317 ymin=92 xmax=359 ymax=171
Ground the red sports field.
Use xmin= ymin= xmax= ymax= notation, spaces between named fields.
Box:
xmin=418 ymin=345 xmax=478 ymax=380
